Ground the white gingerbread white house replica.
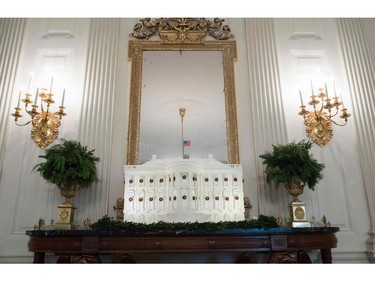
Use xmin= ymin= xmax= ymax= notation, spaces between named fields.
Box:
xmin=124 ymin=155 xmax=245 ymax=223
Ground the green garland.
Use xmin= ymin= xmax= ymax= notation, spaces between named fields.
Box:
xmin=90 ymin=215 xmax=278 ymax=233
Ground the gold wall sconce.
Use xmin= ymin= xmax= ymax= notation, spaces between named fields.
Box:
xmin=298 ymin=82 xmax=351 ymax=147
xmin=10 ymin=76 xmax=67 ymax=149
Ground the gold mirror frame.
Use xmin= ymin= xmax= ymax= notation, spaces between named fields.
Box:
xmin=126 ymin=19 xmax=240 ymax=165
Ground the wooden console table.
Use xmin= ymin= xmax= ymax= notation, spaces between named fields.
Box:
xmin=26 ymin=227 xmax=339 ymax=263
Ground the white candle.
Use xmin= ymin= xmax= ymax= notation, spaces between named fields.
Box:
xmin=61 ymin=89 xmax=65 ymax=106
xmin=299 ymin=90 xmax=304 ymax=105
xmin=49 ymin=76 xmax=53 ymax=93
xmin=17 ymin=91 xmax=21 ymax=107
xmin=325 ymin=83 xmax=329 ymax=99
xmin=333 ymin=81 xmax=337 ymax=97
xmin=340 ymin=94 xmax=345 ymax=108
xmin=34 ymin=88 xmax=39 ymax=104
xmin=310 ymin=80 xmax=314 ymax=95
xmin=27 ymin=75 xmax=33 ymax=93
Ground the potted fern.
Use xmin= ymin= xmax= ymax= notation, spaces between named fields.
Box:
xmin=259 ymin=140 xmax=324 ymax=193
xmin=259 ymin=140 xmax=325 ymax=226
xmin=33 ymin=139 xmax=100 ymax=229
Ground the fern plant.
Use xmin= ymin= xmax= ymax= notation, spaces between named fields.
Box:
xmin=259 ymin=140 xmax=325 ymax=190
xmin=33 ymin=139 xmax=100 ymax=191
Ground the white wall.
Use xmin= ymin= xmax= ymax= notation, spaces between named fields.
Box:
xmin=0 ymin=18 xmax=91 ymax=262
xmin=0 ymin=18 xmax=373 ymax=263
xmin=273 ymin=18 xmax=372 ymax=263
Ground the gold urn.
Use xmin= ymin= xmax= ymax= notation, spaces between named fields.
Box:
xmin=285 ymin=183 xmax=310 ymax=227
xmin=53 ymin=185 xmax=80 ymax=230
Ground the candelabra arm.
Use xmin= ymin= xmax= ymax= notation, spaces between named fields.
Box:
xmin=328 ymin=107 xmax=339 ymax=119
xmin=331 ymin=119 xmax=348 ymax=127
xmin=318 ymin=98 xmax=325 ymax=114
xmin=15 ymin=120 xmax=33 ymax=127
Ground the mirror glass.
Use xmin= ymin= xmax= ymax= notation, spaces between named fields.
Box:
xmin=126 ymin=40 xmax=239 ymax=166
xmin=139 ymin=50 xmax=227 ymax=164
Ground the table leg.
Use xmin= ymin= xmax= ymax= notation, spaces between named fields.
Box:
xmin=235 ymin=253 xmax=253 ymax=263
xmin=320 ymin=248 xmax=332 ymax=263
xmin=34 ymin=252 xmax=45 ymax=263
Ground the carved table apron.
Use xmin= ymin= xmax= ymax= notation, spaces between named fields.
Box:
xmin=26 ymin=227 xmax=339 ymax=263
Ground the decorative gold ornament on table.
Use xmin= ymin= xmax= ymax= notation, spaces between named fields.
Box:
xmin=243 ymin=196 xmax=252 ymax=220
xmin=11 ymin=77 xmax=67 ymax=149
xmin=298 ymin=81 xmax=350 ymax=147
xmin=113 ymin=197 xmax=124 ymax=220
xmin=127 ymin=18 xmax=240 ymax=165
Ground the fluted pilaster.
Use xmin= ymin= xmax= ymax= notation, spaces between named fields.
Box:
xmin=337 ymin=19 xmax=375 ymax=258
xmin=245 ymin=19 xmax=289 ymax=220
xmin=0 ymin=18 xmax=25 ymax=178
xmin=76 ymin=18 xmax=120 ymax=222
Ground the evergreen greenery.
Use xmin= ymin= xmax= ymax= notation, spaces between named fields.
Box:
xmin=90 ymin=215 xmax=279 ymax=232
xmin=32 ymin=139 xmax=100 ymax=191
xmin=259 ymin=140 xmax=325 ymax=190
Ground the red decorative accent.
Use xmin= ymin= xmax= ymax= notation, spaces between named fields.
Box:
xmin=205 ymin=196 xmax=210 ymax=201
xmin=234 ymin=177 xmax=238 ymax=182
xmin=182 ymin=195 xmax=187 ymax=200
xmin=225 ymin=197 xmax=229 ymax=201
xmin=215 ymin=178 xmax=219 ymax=182
xmin=224 ymin=178 xmax=228 ymax=182
xmin=139 ymin=179 xmax=143 ymax=183
xmin=159 ymin=197 xmax=163 ymax=202
xmin=129 ymin=197 xmax=133 ymax=202
xmin=215 ymin=196 xmax=219 ymax=200
xmin=129 ymin=179 xmax=133 ymax=183
xmin=139 ymin=198 xmax=143 ymax=202
xmin=235 ymin=196 xmax=239 ymax=200
xmin=149 ymin=198 xmax=153 ymax=201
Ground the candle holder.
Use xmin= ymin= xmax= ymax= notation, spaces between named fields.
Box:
xmin=298 ymin=82 xmax=350 ymax=147
xmin=11 ymin=87 xmax=67 ymax=149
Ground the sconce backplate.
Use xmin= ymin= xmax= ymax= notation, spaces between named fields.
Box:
xmin=304 ymin=111 xmax=333 ymax=147
xmin=31 ymin=111 xmax=61 ymax=149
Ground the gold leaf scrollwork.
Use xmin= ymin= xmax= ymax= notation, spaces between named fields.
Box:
xmin=130 ymin=18 xmax=234 ymax=42
xmin=304 ymin=112 xmax=333 ymax=147
xmin=31 ymin=111 xmax=61 ymax=149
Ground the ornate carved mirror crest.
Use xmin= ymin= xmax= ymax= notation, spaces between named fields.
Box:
xmin=126 ymin=18 xmax=239 ymax=165
xmin=130 ymin=18 xmax=234 ymax=42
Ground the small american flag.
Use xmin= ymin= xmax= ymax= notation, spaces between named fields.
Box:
xmin=183 ymin=140 xmax=191 ymax=147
